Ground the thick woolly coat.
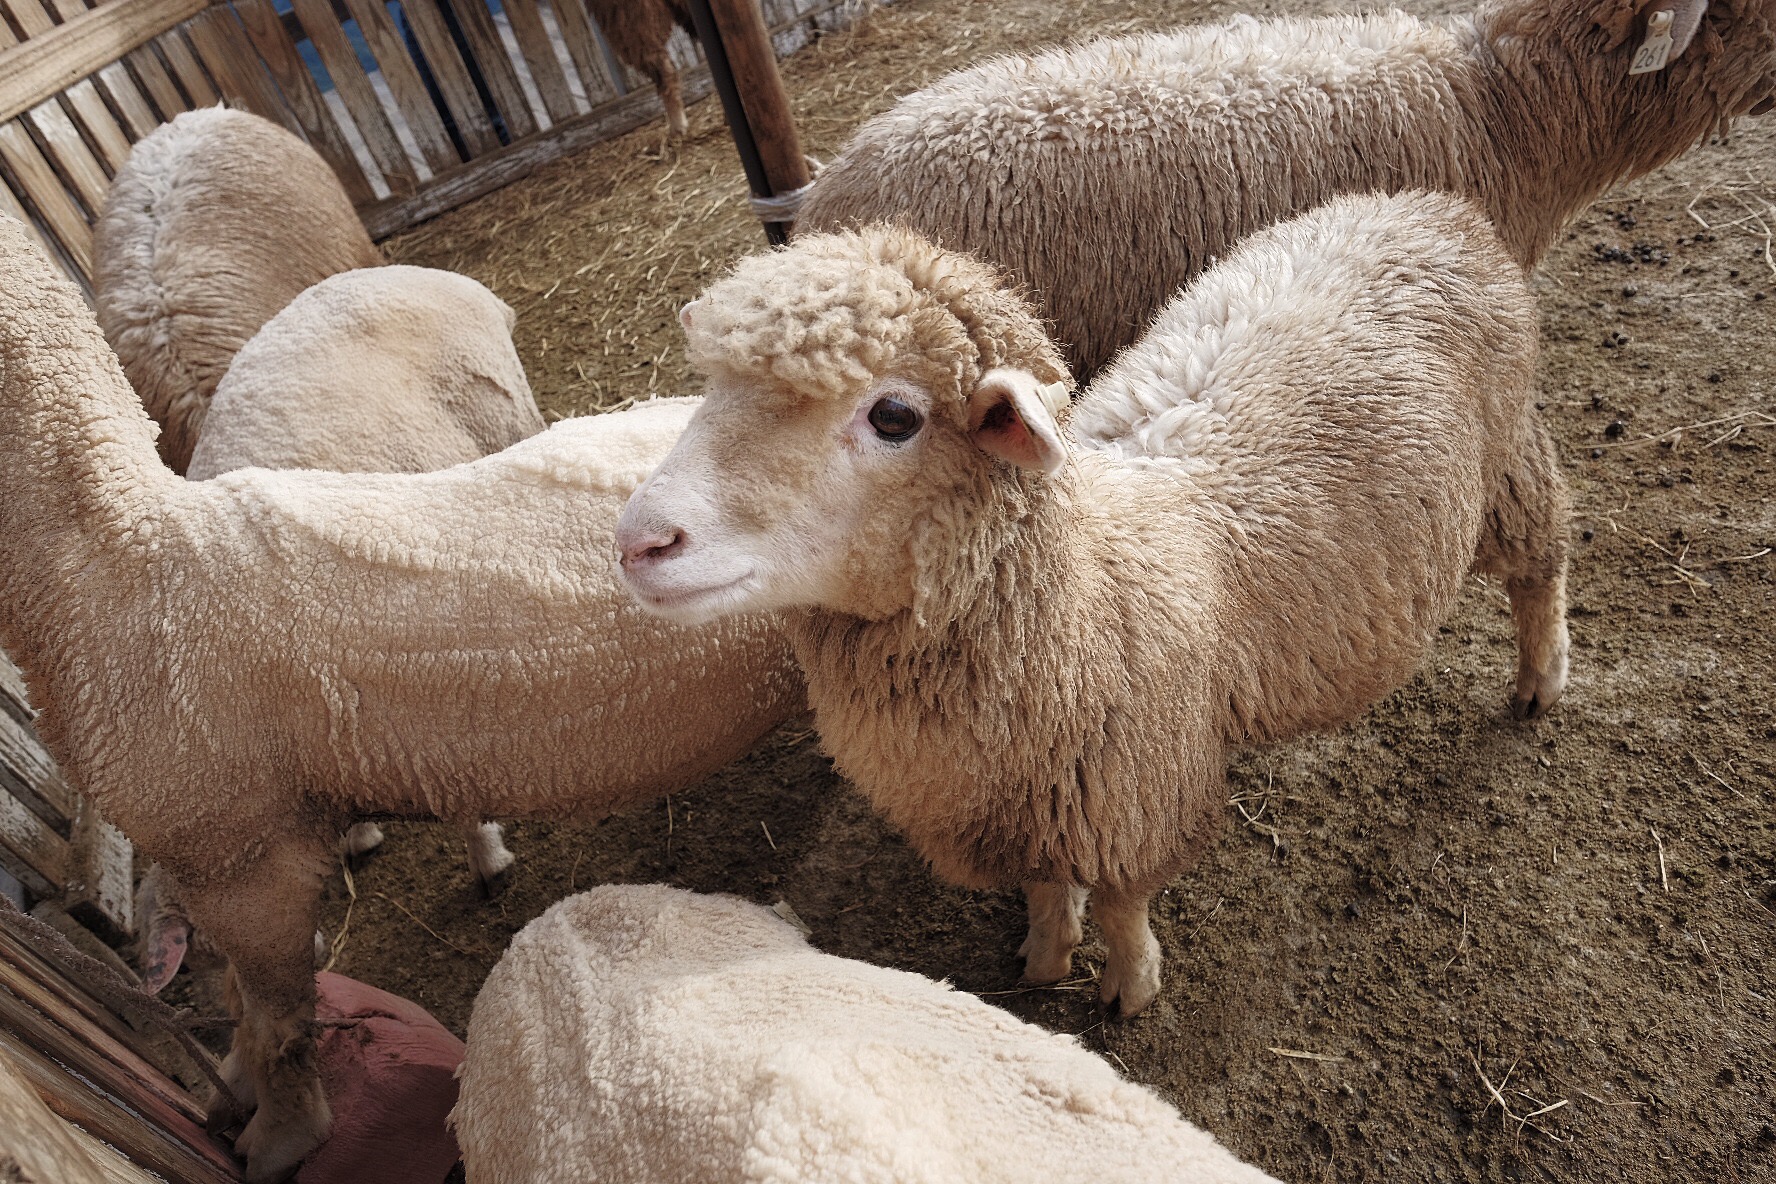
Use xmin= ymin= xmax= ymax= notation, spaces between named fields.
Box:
xmin=799 ymin=0 xmax=1776 ymax=375
xmin=94 ymin=108 xmax=382 ymax=472
xmin=454 ymin=885 xmax=1283 ymax=1184
xmin=0 ymin=212 xmax=797 ymax=1178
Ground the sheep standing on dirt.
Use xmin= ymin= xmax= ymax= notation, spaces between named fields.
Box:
xmin=131 ymin=264 xmax=551 ymax=995
xmin=454 ymin=885 xmax=1282 ymax=1184
xmin=0 ymin=213 xmax=799 ymax=1182
xmin=618 ymin=192 xmax=1570 ymax=1018
xmin=589 ymin=0 xmax=698 ymax=138
xmin=799 ymin=0 xmax=1776 ymax=375
xmin=95 ymin=107 xmax=382 ymax=472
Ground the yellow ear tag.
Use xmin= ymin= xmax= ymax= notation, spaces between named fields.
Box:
xmin=1036 ymin=380 xmax=1071 ymax=419
xmin=1629 ymin=8 xmax=1676 ymax=75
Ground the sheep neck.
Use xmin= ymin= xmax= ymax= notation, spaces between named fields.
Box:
xmin=1460 ymin=0 xmax=1771 ymax=265
xmin=0 ymin=243 xmax=178 ymax=661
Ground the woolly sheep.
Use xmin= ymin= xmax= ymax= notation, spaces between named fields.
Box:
xmin=798 ymin=0 xmax=1776 ymax=376
xmin=95 ymin=107 xmax=382 ymax=472
xmin=589 ymin=0 xmax=697 ymax=138
xmin=0 ymin=213 xmax=798 ymax=1183
xmin=133 ymin=265 xmax=551 ymax=996
xmin=617 ymin=193 xmax=1570 ymax=1019
xmin=454 ymin=884 xmax=1282 ymax=1184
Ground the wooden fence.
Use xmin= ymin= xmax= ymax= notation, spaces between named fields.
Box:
xmin=0 ymin=0 xmax=868 ymax=291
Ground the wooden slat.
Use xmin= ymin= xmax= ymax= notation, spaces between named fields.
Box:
xmin=446 ymin=0 xmax=535 ymax=139
xmin=1 ymin=0 xmax=133 ymax=172
xmin=288 ymin=0 xmax=416 ymax=191
xmin=362 ymin=64 xmax=712 ymax=236
xmin=0 ymin=20 xmax=115 ymax=214
xmin=0 ymin=0 xmax=209 ymax=124
xmin=0 ymin=956 xmax=204 ymax=1126
xmin=122 ymin=44 xmax=189 ymax=121
xmin=0 ymin=1025 xmax=243 ymax=1184
xmin=392 ymin=0 xmax=498 ymax=156
xmin=0 ymin=711 xmax=75 ymax=832
xmin=230 ymin=0 xmax=375 ymax=204
xmin=0 ymin=171 xmax=63 ymax=264
xmin=0 ymin=786 xmax=70 ymax=897
xmin=339 ymin=0 xmax=457 ymax=171
xmin=548 ymin=0 xmax=621 ymax=105
xmin=0 ymin=1044 xmax=111 ymax=1184
xmin=151 ymin=27 xmax=219 ymax=107
xmin=181 ymin=5 xmax=300 ymax=134
xmin=499 ymin=0 xmax=576 ymax=122
xmin=0 ymin=121 xmax=94 ymax=275
xmin=34 ymin=0 xmax=160 ymax=142
xmin=0 ymin=650 xmax=32 ymax=725
xmin=65 ymin=803 xmax=132 ymax=941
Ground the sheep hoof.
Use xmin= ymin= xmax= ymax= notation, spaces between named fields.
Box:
xmin=1099 ymin=954 xmax=1161 ymax=1018
xmin=1017 ymin=948 xmax=1074 ymax=987
xmin=1511 ymin=660 xmax=1568 ymax=721
xmin=467 ymin=823 xmax=516 ymax=895
xmin=236 ymin=1103 xmax=328 ymax=1184
xmin=340 ymin=822 xmax=385 ymax=858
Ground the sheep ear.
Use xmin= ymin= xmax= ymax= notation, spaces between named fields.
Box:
xmin=1616 ymin=0 xmax=1709 ymax=69
xmin=139 ymin=914 xmax=191 ymax=995
xmin=679 ymin=301 xmax=698 ymax=331
xmin=967 ymin=368 xmax=1069 ymax=476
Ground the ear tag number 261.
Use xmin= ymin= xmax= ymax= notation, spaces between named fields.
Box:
xmin=1629 ymin=9 xmax=1676 ymax=75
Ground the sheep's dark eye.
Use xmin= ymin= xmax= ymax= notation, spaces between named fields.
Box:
xmin=867 ymin=396 xmax=923 ymax=442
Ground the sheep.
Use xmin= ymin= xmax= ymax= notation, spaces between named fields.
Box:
xmin=797 ymin=0 xmax=1776 ymax=377
xmin=453 ymin=884 xmax=1282 ymax=1184
xmin=0 ymin=212 xmax=799 ymax=1183
xmin=616 ymin=192 xmax=1570 ymax=1020
xmin=94 ymin=107 xmax=382 ymax=473
xmin=131 ymin=264 xmax=551 ymax=995
xmin=588 ymin=0 xmax=698 ymax=139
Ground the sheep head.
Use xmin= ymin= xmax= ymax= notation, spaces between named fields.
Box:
xmin=617 ymin=226 xmax=1070 ymax=625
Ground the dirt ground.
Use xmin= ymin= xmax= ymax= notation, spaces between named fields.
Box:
xmin=286 ymin=1 xmax=1776 ymax=1179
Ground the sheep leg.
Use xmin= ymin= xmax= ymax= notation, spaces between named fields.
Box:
xmin=1017 ymin=882 xmax=1086 ymax=984
xmin=1094 ymin=891 xmax=1161 ymax=1017
xmin=184 ymin=848 xmax=333 ymax=1183
xmin=643 ymin=56 xmax=688 ymax=139
xmin=1476 ymin=417 xmax=1572 ymax=720
xmin=463 ymin=820 xmax=516 ymax=890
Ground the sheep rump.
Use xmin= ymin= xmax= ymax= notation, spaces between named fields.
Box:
xmin=454 ymin=884 xmax=1282 ymax=1184
xmin=95 ymin=107 xmax=381 ymax=472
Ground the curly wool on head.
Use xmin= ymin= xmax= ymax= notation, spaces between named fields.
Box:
xmin=684 ymin=226 xmax=1069 ymax=406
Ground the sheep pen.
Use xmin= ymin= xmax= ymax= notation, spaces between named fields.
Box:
xmin=130 ymin=0 xmax=1772 ymax=1180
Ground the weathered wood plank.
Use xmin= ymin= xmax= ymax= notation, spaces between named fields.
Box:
xmin=0 ymin=1024 xmax=244 ymax=1184
xmin=151 ymin=27 xmax=220 ymax=107
xmin=121 ymin=44 xmax=188 ymax=122
xmin=498 ymin=0 xmax=576 ymax=122
xmin=0 ymin=787 xmax=69 ymax=897
xmin=0 ymin=172 xmax=63 ymax=265
xmin=394 ymin=0 xmax=499 ymax=156
xmin=0 ymin=120 xmax=94 ymax=275
xmin=2 ymin=650 xmax=37 ymax=727
xmin=0 ymin=711 xmax=75 ymax=832
xmin=289 ymin=0 xmax=417 ymax=191
xmin=444 ymin=0 xmax=535 ymax=139
xmin=230 ymin=0 xmax=376 ymax=204
xmin=339 ymin=0 xmax=457 ymax=171
xmin=1 ymin=0 xmax=133 ymax=172
xmin=65 ymin=802 xmax=133 ymax=941
xmin=0 ymin=1043 xmax=112 ymax=1184
xmin=0 ymin=954 xmax=203 ymax=1125
xmin=182 ymin=5 xmax=301 ymax=134
xmin=547 ymin=0 xmax=620 ymax=105
xmin=0 ymin=0 xmax=209 ymax=124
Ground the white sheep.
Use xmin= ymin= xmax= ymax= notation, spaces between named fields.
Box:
xmin=453 ymin=884 xmax=1282 ymax=1184
xmin=132 ymin=264 xmax=552 ymax=995
xmin=617 ymin=192 xmax=1570 ymax=1018
xmin=798 ymin=0 xmax=1776 ymax=376
xmin=95 ymin=107 xmax=382 ymax=473
xmin=0 ymin=213 xmax=799 ymax=1183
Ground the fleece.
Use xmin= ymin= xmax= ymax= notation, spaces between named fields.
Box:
xmin=454 ymin=885 xmax=1283 ymax=1184
xmin=799 ymin=0 xmax=1776 ymax=375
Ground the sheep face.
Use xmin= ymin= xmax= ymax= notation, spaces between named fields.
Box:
xmin=616 ymin=229 xmax=1071 ymax=625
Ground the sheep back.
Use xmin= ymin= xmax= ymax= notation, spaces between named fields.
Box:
xmin=455 ymin=884 xmax=1281 ymax=1184
xmin=95 ymin=108 xmax=382 ymax=474
xmin=188 ymin=266 xmax=545 ymax=480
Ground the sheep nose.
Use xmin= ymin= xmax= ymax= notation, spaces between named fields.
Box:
xmin=618 ymin=524 xmax=686 ymax=568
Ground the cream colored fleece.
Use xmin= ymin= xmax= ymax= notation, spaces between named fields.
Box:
xmin=455 ymin=885 xmax=1284 ymax=1184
